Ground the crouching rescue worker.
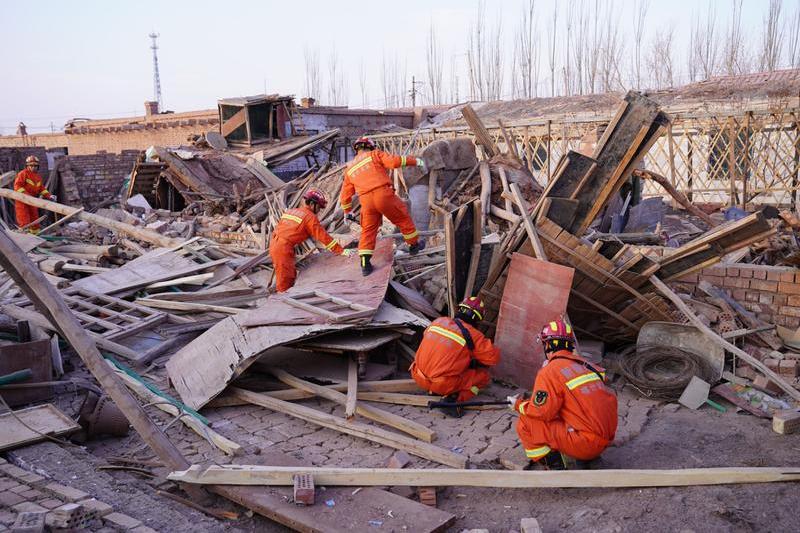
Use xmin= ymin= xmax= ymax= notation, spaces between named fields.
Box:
xmin=410 ymin=297 xmax=500 ymax=417
xmin=269 ymin=189 xmax=354 ymax=292
xmin=510 ymin=319 xmax=617 ymax=470
xmin=341 ymin=136 xmax=426 ymax=276
xmin=14 ymin=155 xmax=55 ymax=232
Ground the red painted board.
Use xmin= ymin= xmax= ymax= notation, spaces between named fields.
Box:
xmin=493 ymin=254 xmax=574 ymax=389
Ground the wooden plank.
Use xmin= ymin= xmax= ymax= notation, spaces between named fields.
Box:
xmin=269 ymin=368 xmax=434 ymax=442
xmin=230 ymin=387 xmax=465 ymax=467
xmin=220 ymin=108 xmax=247 ymax=138
xmin=345 ymin=357 xmax=358 ymax=418
xmin=494 ymin=254 xmax=574 ymax=388
xmin=444 ymin=215 xmax=457 ymax=316
xmin=39 ymin=207 xmax=85 ymax=235
xmin=461 ymin=105 xmax=499 ymax=157
xmin=0 ymin=404 xmax=80 ymax=452
xmin=169 ymin=464 xmax=800 ymax=489
xmin=509 ymin=183 xmax=546 ymax=259
xmin=135 ymin=298 xmax=243 ymax=315
xmin=650 ymin=275 xmax=800 ymax=401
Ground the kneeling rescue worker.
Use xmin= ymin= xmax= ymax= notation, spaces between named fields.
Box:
xmin=509 ymin=319 xmax=617 ymax=470
xmin=411 ymin=296 xmax=500 ymax=417
xmin=341 ymin=136 xmax=426 ymax=276
xmin=14 ymin=155 xmax=55 ymax=232
xmin=269 ymin=189 xmax=354 ymax=292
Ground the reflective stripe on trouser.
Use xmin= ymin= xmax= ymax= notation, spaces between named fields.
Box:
xmin=358 ymin=186 xmax=419 ymax=255
xmin=15 ymin=201 xmax=40 ymax=231
xmin=525 ymin=445 xmax=552 ymax=460
xmin=269 ymin=239 xmax=297 ymax=292
xmin=515 ymin=415 xmax=610 ymax=462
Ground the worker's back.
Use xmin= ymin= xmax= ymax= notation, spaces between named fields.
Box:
xmin=272 ymin=207 xmax=315 ymax=247
xmin=413 ymin=317 xmax=475 ymax=379
xmin=344 ymin=150 xmax=400 ymax=195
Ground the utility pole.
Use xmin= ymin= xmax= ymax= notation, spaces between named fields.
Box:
xmin=149 ymin=32 xmax=163 ymax=111
xmin=409 ymin=76 xmax=424 ymax=108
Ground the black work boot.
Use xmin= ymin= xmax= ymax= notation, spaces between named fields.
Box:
xmin=541 ymin=450 xmax=567 ymax=470
xmin=409 ymin=239 xmax=426 ymax=256
xmin=361 ymin=255 xmax=374 ymax=276
xmin=440 ymin=394 xmax=463 ymax=418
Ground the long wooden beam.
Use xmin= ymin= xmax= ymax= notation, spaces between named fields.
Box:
xmin=0 ymin=189 xmax=180 ymax=248
xmin=230 ymin=387 xmax=466 ymax=468
xmin=169 ymin=465 xmax=800 ymax=489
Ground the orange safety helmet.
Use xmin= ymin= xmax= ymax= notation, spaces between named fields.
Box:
xmin=352 ymin=136 xmax=375 ymax=151
xmin=303 ymin=188 xmax=328 ymax=209
xmin=25 ymin=155 xmax=40 ymax=166
xmin=538 ymin=319 xmax=576 ymax=353
xmin=457 ymin=296 xmax=485 ymax=322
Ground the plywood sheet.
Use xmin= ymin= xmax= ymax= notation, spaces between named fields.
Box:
xmin=493 ymin=254 xmax=574 ymax=389
xmin=239 ymin=239 xmax=394 ymax=327
xmin=167 ymin=302 xmax=426 ymax=410
xmin=0 ymin=339 xmax=52 ymax=407
xmin=0 ymin=404 xmax=80 ymax=451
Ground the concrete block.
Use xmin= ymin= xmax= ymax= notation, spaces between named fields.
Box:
xmin=43 ymin=482 xmax=88 ymax=503
xmin=0 ymin=490 xmax=25 ymax=507
xmin=77 ymin=498 xmax=114 ymax=517
xmin=103 ymin=512 xmax=142 ymax=531
xmin=10 ymin=511 xmax=45 ymax=533
xmin=773 ymin=410 xmax=800 ymax=434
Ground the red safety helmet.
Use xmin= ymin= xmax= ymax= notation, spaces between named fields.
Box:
xmin=352 ymin=136 xmax=375 ymax=151
xmin=25 ymin=155 xmax=40 ymax=166
xmin=538 ymin=319 xmax=576 ymax=346
xmin=303 ymin=188 xmax=327 ymax=209
xmin=458 ymin=296 xmax=485 ymax=321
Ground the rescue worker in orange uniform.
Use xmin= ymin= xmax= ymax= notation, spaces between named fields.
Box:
xmin=341 ymin=136 xmax=426 ymax=276
xmin=14 ymin=155 xmax=55 ymax=232
xmin=509 ymin=319 xmax=617 ymax=470
xmin=269 ymin=189 xmax=354 ymax=292
xmin=410 ymin=297 xmax=501 ymax=417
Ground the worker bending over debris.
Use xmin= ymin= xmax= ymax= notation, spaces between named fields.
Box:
xmin=411 ymin=297 xmax=500 ymax=417
xmin=341 ymin=136 xmax=426 ymax=276
xmin=14 ymin=155 xmax=55 ymax=232
xmin=269 ymin=189 xmax=354 ymax=292
xmin=509 ymin=319 xmax=617 ymax=470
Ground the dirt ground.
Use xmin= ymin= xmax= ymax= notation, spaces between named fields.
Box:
xmin=8 ymin=365 xmax=800 ymax=533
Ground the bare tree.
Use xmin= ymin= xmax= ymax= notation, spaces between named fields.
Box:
xmin=466 ymin=1 xmax=486 ymax=100
xmin=485 ymin=17 xmax=504 ymax=100
xmin=449 ymin=51 xmax=462 ymax=104
xmin=358 ymin=60 xmax=369 ymax=108
xmin=599 ymin=2 xmax=625 ymax=92
xmin=788 ymin=1 xmax=800 ymax=68
xmin=647 ymin=26 xmax=675 ymax=89
xmin=547 ymin=2 xmax=559 ymax=95
xmin=381 ymin=51 xmax=398 ymax=108
xmin=722 ymin=0 xmax=748 ymax=76
xmin=303 ymin=45 xmax=321 ymax=100
xmin=585 ymin=0 xmax=602 ymax=93
xmin=572 ymin=0 xmax=588 ymax=95
xmin=426 ymin=23 xmax=444 ymax=105
xmin=326 ymin=45 xmax=347 ymax=106
xmin=760 ymin=0 xmax=784 ymax=71
xmin=562 ymin=2 xmax=573 ymax=95
xmin=512 ymin=0 xmax=537 ymax=99
xmin=632 ymin=0 xmax=650 ymax=89
xmin=691 ymin=1 xmax=720 ymax=80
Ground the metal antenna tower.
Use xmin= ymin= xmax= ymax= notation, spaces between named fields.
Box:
xmin=149 ymin=32 xmax=162 ymax=110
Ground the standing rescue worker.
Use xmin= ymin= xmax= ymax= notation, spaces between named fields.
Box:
xmin=14 ymin=155 xmax=55 ymax=232
xmin=509 ymin=319 xmax=617 ymax=470
xmin=410 ymin=297 xmax=500 ymax=417
xmin=341 ymin=136 xmax=426 ymax=276
xmin=269 ymin=189 xmax=354 ymax=292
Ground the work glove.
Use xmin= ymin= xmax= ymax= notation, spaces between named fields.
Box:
xmin=416 ymin=158 xmax=426 ymax=171
xmin=341 ymin=248 xmax=356 ymax=257
xmin=48 ymin=194 xmax=57 ymax=202
xmin=506 ymin=394 xmax=520 ymax=411
xmin=345 ymin=213 xmax=358 ymax=223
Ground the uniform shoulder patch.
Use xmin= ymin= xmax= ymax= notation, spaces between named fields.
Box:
xmin=533 ymin=390 xmax=548 ymax=406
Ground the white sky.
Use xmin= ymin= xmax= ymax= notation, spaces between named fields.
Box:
xmin=0 ymin=0 xmax=784 ymax=133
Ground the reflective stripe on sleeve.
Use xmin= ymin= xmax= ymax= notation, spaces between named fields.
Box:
xmin=15 ymin=188 xmax=26 ymax=193
xmin=281 ymin=213 xmax=303 ymax=224
xmin=470 ymin=386 xmax=480 ymax=395
xmin=25 ymin=179 xmax=35 ymax=186
xmin=525 ymin=445 xmax=551 ymax=459
xmin=324 ymin=239 xmax=338 ymax=250
xmin=428 ymin=325 xmax=466 ymax=346
xmin=402 ymin=229 xmax=419 ymax=241
xmin=565 ymin=372 xmax=602 ymax=390
xmin=518 ymin=401 xmax=528 ymax=415
xmin=348 ymin=156 xmax=373 ymax=174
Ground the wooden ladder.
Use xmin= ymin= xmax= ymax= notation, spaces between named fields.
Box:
xmin=280 ymin=290 xmax=374 ymax=323
xmin=285 ymin=102 xmax=307 ymax=136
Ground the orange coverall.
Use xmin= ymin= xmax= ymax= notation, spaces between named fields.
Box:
xmin=269 ymin=205 xmax=344 ymax=292
xmin=514 ymin=350 xmax=617 ymax=462
xmin=14 ymin=168 xmax=52 ymax=231
xmin=340 ymin=150 xmax=421 ymax=258
xmin=411 ymin=317 xmax=501 ymax=402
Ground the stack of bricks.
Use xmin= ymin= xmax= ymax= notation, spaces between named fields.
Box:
xmin=55 ymin=150 xmax=142 ymax=210
xmin=674 ymin=264 xmax=800 ymax=329
xmin=0 ymin=457 xmax=155 ymax=532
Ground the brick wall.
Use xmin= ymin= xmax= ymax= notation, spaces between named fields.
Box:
xmin=674 ymin=264 xmax=800 ymax=329
xmin=0 ymin=147 xmax=49 ymax=176
xmin=56 ymin=151 xmax=141 ymax=209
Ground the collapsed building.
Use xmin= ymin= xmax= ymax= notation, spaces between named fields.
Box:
xmin=1 ymin=69 xmax=800 ymax=532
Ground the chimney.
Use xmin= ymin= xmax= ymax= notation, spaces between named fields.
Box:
xmin=300 ymin=97 xmax=316 ymax=108
xmin=144 ymin=101 xmax=159 ymax=117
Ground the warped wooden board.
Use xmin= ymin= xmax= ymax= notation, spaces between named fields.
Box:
xmin=239 ymin=239 xmax=394 ymax=327
xmin=170 ymin=464 xmax=800 ymax=489
xmin=212 ymin=450 xmax=454 ymax=533
xmin=167 ymin=302 xmax=427 ymax=410
xmin=388 ymin=280 xmax=438 ymax=319
xmin=494 ymin=254 xmax=574 ymax=389
xmin=0 ymin=403 xmax=80 ymax=452
xmin=5 ymin=230 xmax=45 ymax=252
xmin=73 ymin=248 xmax=227 ymax=295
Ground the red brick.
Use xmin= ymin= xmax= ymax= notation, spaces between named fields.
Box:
xmin=754 ymin=375 xmax=783 ymax=395
xmin=775 ymin=294 xmax=789 ymax=306
xmin=726 ymin=267 xmax=740 ymax=277
xmin=767 ymin=270 xmax=782 ymax=282
xmin=780 ymin=271 xmax=796 ymax=283
xmin=780 ymin=306 xmax=800 ymax=318
xmin=293 ymin=474 xmax=315 ymax=505
xmin=724 ymin=277 xmax=750 ymax=289
xmin=743 ymin=302 xmax=763 ymax=313
xmin=700 ymin=275 xmax=725 ymax=286
xmin=676 ymin=272 xmax=699 ymax=283
xmin=788 ymin=295 xmax=800 ymax=307
xmin=759 ymin=293 xmax=774 ymax=305
xmin=787 ymin=317 xmax=800 ymax=329
xmin=750 ymin=279 xmax=778 ymax=292
xmin=745 ymin=291 xmax=760 ymax=302
xmin=779 ymin=360 xmax=799 ymax=377
xmin=753 ymin=269 xmax=768 ymax=280
xmin=732 ymin=289 xmax=746 ymax=300
xmin=779 ymin=282 xmax=800 ymax=295
xmin=739 ymin=268 xmax=754 ymax=279
xmin=706 ymin=266 xmax=727 ymax=276
xmin=765 ymin=358 xmax=781 ymax=372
